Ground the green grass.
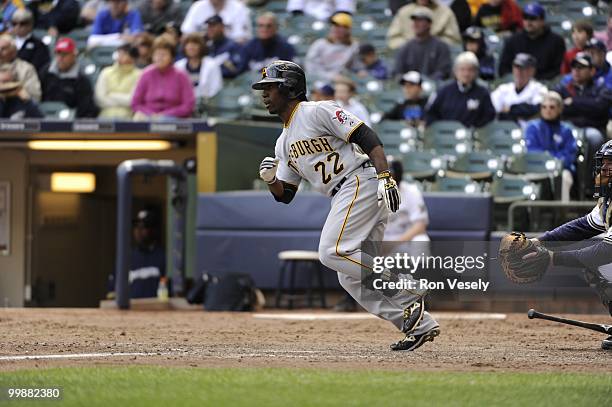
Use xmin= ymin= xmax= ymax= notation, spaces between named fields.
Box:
xmin=1 ymin=367 xmax=611 ymax=406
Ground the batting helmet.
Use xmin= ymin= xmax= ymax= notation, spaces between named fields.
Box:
xmin=251 ymin=60 xmax=307 ymax=99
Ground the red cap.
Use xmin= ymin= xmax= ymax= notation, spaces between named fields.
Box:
xmin=54 ymin=37 xmax=76 ymax=53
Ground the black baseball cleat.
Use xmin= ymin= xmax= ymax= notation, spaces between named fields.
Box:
xmin=390 ymin=327 xmax=440 ymax=351
xmin=401 ymin=297 xmax=425 ymax=333
xmin=602 ymin=336 xmax=612 ymax=350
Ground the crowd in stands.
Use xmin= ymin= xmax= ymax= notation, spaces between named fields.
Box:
xmin=0 ymin=0 xmax=610 ymax=200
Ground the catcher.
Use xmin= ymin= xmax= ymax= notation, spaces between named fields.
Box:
xmin=500 ymin=140 xmax=612 ymax=350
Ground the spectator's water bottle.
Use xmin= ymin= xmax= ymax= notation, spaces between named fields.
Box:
xmin=157 ymin=277 xmax=169 ymax=302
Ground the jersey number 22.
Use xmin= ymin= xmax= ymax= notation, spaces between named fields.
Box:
xmin=314 ymin=152 xmax=344 ymax=184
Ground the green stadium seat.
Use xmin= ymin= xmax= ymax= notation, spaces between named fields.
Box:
xmin=431 ymin=175 xmax=482 ymax=194
xmin=475 ymin=121 xmax=524 ymax=155
xmin=400 ymin=150 xmax=444 ymax=180
xmin=88 ymin=46 xmax=117 ymax=69
xmin=39 ymin=101 xmax=75 ymax=120
xmin=424 ymin=121 xmax=472 ymax=156
xmin=66 ymin=28 xmax=91 ymax=52
xmin=445 ymin=151 xmax=504 ymax=180
xmin=505 ymin=151 xmax=563 ymax=181
xmin=490 ymin=175 xmax=540 ymax=204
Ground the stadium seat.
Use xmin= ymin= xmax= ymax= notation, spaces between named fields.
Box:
xmin=400 ymin=150 xmax=444 ymax=180
xmin=88 ymin=46 xmax=116 ymax=69
xmin=423 ymin=121 xmax=472 ymax=156
xmin=201 ymin=86 xmax=251 ymax=120
xmin=66 ymin=28 xmax=91 ymax=52
xmin=505 ymin=151 xmax=563 ymax=181
xmin=39 ymin=101 xmax=75 ymax=120
xmin=475 ymin=121 xmax=524 ymax=156
xmin=489 ymin=175 xmax=540 ymax=204
xmin=375 ymin=121 xmax=418 ymax=146
xmin=445 ymin=151 xmax=504 ymax=180
xmin=431 ymin=175 xmax=482 ymax=194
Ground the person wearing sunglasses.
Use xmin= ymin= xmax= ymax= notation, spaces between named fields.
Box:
xmin=524 ymin=91 xmax=577 ymax=201
xmin=498 ymin=2 xmax=565 ymax=80
xmin=10 ymin=8 xmax=49 ymax=75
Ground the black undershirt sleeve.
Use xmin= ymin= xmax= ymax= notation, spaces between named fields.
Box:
xmin=273 ymin=181 xmax=298 ymax=204
xmin=348 ymin=123 xmax=383 ymax=154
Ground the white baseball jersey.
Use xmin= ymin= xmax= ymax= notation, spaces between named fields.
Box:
xmin=274 ymin=101 xmax=370 ymax=195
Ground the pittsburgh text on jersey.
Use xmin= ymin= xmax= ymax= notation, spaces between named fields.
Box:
xmin=289 ymin=137 xmax=335 ymax=159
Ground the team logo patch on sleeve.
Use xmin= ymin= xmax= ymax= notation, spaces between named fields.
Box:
xmin=333 ymin=110 xmax=355 ymax=127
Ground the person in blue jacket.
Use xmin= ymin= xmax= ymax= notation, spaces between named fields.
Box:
xmin=205 ymin=15 xmax=244 ymax=79
xmin=524 ymin=91 xmax=577 ymax=201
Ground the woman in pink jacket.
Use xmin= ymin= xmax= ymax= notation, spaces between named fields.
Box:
xmin=131 ymin=34 xmax=195 ymax=119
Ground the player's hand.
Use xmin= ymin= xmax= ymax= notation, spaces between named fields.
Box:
xmin=377 ymin=170 xmax=400 ymax=212
xmin=259 ymin=157 xmax=279 ymax=184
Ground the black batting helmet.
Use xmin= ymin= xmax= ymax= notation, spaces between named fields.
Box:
xmin=251 ymin=60 xmax=307 ymax=99
xmin=594 ymin=140 xmax=612 ymax=200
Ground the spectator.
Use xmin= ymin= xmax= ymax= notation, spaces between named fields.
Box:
xmin=490 ymin=53 xmax=547 ymax=124
xmin=560 ymin=20 xmax=593 ymax=75
xmin=287 ymin=0 xmax=355 ymax=21
xmin=181 ymin=0 xmax=252 ymax=44
xmin=87 ymin=0 xmax=143 ymax=49
xmin=310 ymin=82 xmax=335 ymax=102
xmin=594 ymin=8 xmax=612 ymax=51
xmin=138 ymin=0 xmax=183 ymax=36
xmin=40 ymin=37 xmax=99 ymax=117
xmin=0 ymin=34 xmax=41 ymax=101
xmin=304 ymin=12 xmax=359 ymax=81
xmin=498 ymin=2 xmax=565 ymax=80
xmin=131 ymin=34 xmax=195 ymax=119
xmin=474 ymin=0 xmax=523 ymax=34
xmin=384 ymin=71 xmax=427 ymax=128
xmin=393 ymin=7 xmax=451 ymax=81
xmin=524 ymin=91 xmax=577 ymax=201
xmin=448 ymin=0 xmax=473 ymax=34
xmin=584 ymin=38 xmax=612 ymax=90
xmin=387 ymin=0 xmax=461 ymax=50
xmin=80 ymin=0 xmax=104 ymax=26
xmin=94 ymin=43 xmax=142 ymax=118
xmin=333 ymin=75 xmax=370 ymax=126
xmin=205 ymin=15 xmax=244 ymax=79
xmin=425 ymin=51 xmax=496 ymax=127
xmin=239 ymin=12 xmax=295 ymax=74
xmin=0 ymin=0 xmax=22 ymax=33
xmin=0 ymin=65 xmax=43 ymax=118
xmin=29 ymin=0 xmax=80 ymax=36
xmin=354 ymin=43 xmax=389 ymax=80
xmin=174 ymin=33 xmax=222 ymax=99
xmin=554 ymin=53 xmax=610 ymax=135
xmin=462 ymin=26 xmax=495 ymax=80
xmin=133 ymin=32 xmax=154 ymax=68
xmin=11 ymin=8 xmax=50 ymax=75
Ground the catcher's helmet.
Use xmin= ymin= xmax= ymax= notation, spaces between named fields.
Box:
xmin=594 ymin=140 xmax=612 ymax=200
xmin=251 ymin=60 xmax=307 ymax=99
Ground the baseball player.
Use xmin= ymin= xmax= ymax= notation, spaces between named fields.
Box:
xmin=500 ymin=140 xmax=612 ymax=350
xmin=253 ymin=60 xmax=440 ymax=351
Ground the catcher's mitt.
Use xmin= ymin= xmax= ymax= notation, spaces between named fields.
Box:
xmin=498 ymin=232 xmax=551 ymax=284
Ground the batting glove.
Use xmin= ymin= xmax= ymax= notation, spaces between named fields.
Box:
xmin=377 ymin=170 xmax=401 ymax=212
xmin=259 ymin=157 xmax=279 ymax=184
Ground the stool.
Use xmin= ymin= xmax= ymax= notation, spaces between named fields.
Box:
xmin=275 ymin=250 xmax=327 ymax=309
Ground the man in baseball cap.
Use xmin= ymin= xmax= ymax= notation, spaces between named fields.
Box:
xmin=498 ymin=2 xmax=566 ymax=80
xmin=38 ymin=37 xmax=99 ymax=117
xmin=490 ymin=52 xmax=546 ymax=124
xmin=384 ymin=70 xmax=427 ymax=126
xmin=584 ymin=38 xmax=612 ymax=89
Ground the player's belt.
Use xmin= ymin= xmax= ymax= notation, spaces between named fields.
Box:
xmin=330 ymin=160 xmax=374 ymax=197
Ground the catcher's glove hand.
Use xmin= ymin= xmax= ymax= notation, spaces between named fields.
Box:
xmin=377 ymin=170 xmax=401 ymax=212
xmin=498 ymin=232 xmax=551 ymax=284
xmin=259 ymin=156 xmax=279 ymax=184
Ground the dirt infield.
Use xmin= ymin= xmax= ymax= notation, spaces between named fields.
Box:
xmin=0 ymin=309 xmax=610 ymax=372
